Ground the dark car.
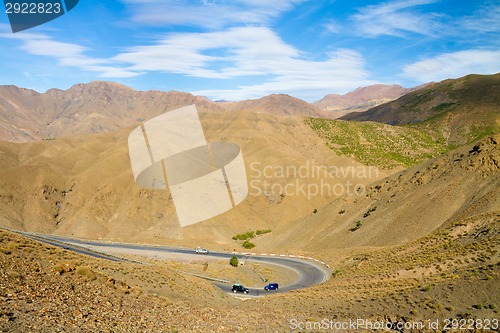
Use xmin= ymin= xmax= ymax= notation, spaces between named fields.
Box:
xmin=264 ymin=283 xmax=279 ymax=291
xmin=231 ymin=284 xmax=249 ymax=294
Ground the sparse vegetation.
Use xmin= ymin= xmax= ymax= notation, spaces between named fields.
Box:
xmin=332 ymin=269 xmax=342 ymax=277
xmin=349 ymin=220 xmax=363 ymax=232
xmin=232 ymin=231 xmax=255 ymax=241
xmin=363 ymin=206 xmax=377 ymax=218
xmin=242 ymin=240 xmax=256 ymax=249
xmin=232 ymin=229 xmax=272 ymax=249
xmin=230 ymin=256 xmax=239 ymax=267
xmin=305 ymin=118 xmax=453 ymax=169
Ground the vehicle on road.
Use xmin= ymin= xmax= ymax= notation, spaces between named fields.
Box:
xmin=264 ymin=283 xmax=279 ymax=291
xmin=195 ymin=247 xmax=209 ymax=254
xmin=232 ymin=284 xmax=249 ymax=294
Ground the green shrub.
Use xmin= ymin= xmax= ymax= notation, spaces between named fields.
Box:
xmin=349 ymin=221 xmax=362 ymax=232
xmin=242 ymin=240 xmax=256 ymax=249
xmin=233 ymin=230 xmax=270 ymax=248
xmin=232 ymin=231 xmax=255 ymax=241
xmin=230 ymin=256 xmax=239 ymax=267
xmin=363 ymin=206 xmax=377 ymax=218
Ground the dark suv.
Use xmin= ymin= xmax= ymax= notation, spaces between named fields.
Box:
xmin=231 ymin=284 xmax=249 ymax=294
xmin=264 ymin=283 xmax=279 ymax=291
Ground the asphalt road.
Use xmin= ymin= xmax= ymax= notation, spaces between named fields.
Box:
xmin=4 ymin=229 xmax=331 ymax=297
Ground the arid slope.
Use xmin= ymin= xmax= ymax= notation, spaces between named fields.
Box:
xmin=262 ymin=135 xmax=500 ymax=252
xmin=0 ymin=111 xmax=385 ymax=246
xmin=217 ymin=93 xmax=328 ymax=117
xmin=340 ymin=73 xmax=500 ymax=145
xmin=0 ymin=81 xmax=224 ymax=142
xmin=314 ymin=84 xmax=417 ymax=117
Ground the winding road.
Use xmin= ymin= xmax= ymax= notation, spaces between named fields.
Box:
xmin=3 ymin=228 xmax=331 ymax=297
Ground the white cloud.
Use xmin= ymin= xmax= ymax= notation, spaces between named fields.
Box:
xmin=403 ymin=49 xmax=500 ymax=83
xmin=352 ymin=0 xmax=441 ymax=37
xmin=112 ymin=27 xmax=375 ymax=101
xmin=323 ymin=19 xmax=341 ymax=34
xmin=461 ymin=3 xmax=500 ymax=34
xmin=0 ymin=26 xmax=375 ymax=100
xmin=0 ymin=31 xmax=140 ymax=78
xmin=114 ymin=27 xmax=298 ymax=78
xmin=120 ymin=0 xmax=308 ymax=28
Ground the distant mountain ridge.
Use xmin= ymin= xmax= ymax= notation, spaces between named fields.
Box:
xmin=340 ymin=73 xmax=500 ymax=145
xmin=217 ymin=93 xmax=327 ymax=118
xmin=1 ymin=75 xmax=497 ymax=144
xmin=0 ymin=81 xmax=224 ymax=142
xmin=313 ymin=84 xmax=423 ymax=117
xmin=0 ymin=82 xmax=326 ymax=142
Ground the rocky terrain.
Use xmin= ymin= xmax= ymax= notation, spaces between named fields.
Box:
xmin=0 ymin=111 xmax=385 ymax=245
xmin=0 ymin=81 xmax=225 ymax=142
xmin=0 ymin=83 xmax=328 ymax=143
xmin=262 ymin=135 xmax=500 ymax=252
xmin=0 ymin=73 xmax=498 ymax=332
xmin=314 ymin=84 xmax=418 ymax=117
xmin=0 ymin=229 xmax=292 ymax=332
xmin=340 ymin=73 xmax=500 ymax=146
xmin=217 ymin=93 xmax=328 ymax=118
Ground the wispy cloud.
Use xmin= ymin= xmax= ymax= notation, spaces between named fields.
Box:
xmin=403 ymin=49 xmax=500 ymax=83
xmin=113 ymin=27 xmax=297 ymax=78
xmin=112 ymin=27 xmax=375 ymax=100
xmin=0 ymin=31 xmax=139 ymax=78
xmin=120 ymin=0 xmax=308 ymax=28
xmin=352 ymin=0 xmax=442 ymax=37
xmin=323 ymin=19 xmax=341 ymax=34
xmin=461 ymin=3 xmax=500 ymax=34
xmin=0 ymin=25 xmax=374 ymax=99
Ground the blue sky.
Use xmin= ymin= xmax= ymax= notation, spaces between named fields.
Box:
xmin=0 ymin=0 xmax=499 ymax=101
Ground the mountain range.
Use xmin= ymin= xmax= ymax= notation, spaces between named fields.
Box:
xmin=340 ymin=73 xmax=500 ymax=145
xmin=0 ymin=81 xmax=425 ymax=142
xmin=0 ymin=73 xmax=499 ymax=331
xmin=0 ymin=81 xmax=223 ymax=142
xmin=313 ymin=84 xmax=416 ymax=116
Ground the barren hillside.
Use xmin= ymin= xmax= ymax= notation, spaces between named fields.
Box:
xmin=340 ymin=73 xmax=500 ymax=145
xmin=314 ymin=84 xmax=416 ymax=117
xmin=0 ymin=111 xmax=385 ymax=246
xmin=0 ymin=81 xmax=225 ymax=142
xmin=0 ymin=228 xmax=290 ymax=332
xmin=262 ymin=135 xmax=499 ymax=252
xmin=218 ymin=94 xmax=328 ymax=118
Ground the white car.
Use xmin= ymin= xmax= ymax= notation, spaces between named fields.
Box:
xmin=195 ymin=247 xmax=209 ymax=254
